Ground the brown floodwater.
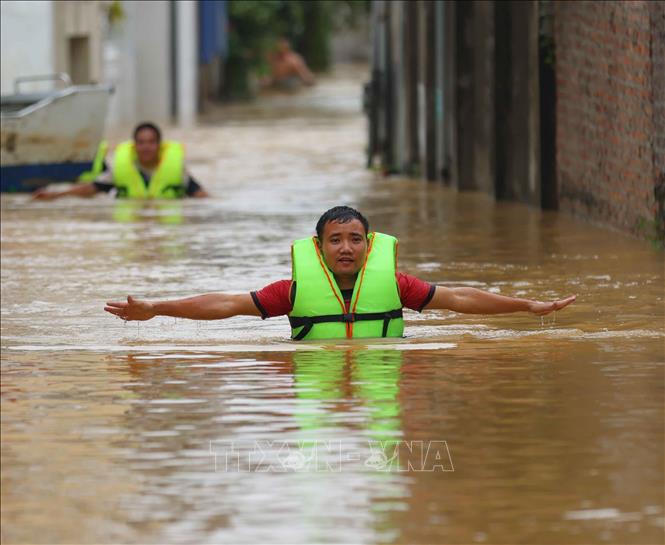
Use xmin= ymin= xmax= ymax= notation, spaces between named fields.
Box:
xmin=1 ymin=65 xmax=663 ymax=544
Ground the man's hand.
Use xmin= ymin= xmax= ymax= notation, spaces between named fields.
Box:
xmin=427 ymin=286 xmax=577 ymax=316
xmin=32 ymin=188 xmax=61 ymax=201
xmin=32 ymin=183 xmax=98 ymax=200
xmin=104 ymin=293 xmax=261 ymax=321
xmin=105 ymin=296 xmax=156 ymax=321
xmin=527 ymin=295 xmax=577 ymax=316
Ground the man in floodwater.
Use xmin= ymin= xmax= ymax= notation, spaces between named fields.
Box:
xmin=262 ymin=37 xmax=316 ymax=90
xmin=32 ymin=122 xmax=209 ymax=200
xmin=104 ymin=206 xmax=576 ymax=341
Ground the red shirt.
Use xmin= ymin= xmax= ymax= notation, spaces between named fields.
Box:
xmin=251 ymin=273 xmax=435 ymax=319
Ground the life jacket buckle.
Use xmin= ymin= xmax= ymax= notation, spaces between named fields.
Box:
xmin=342 ymin=313 xmax=355 ymax=323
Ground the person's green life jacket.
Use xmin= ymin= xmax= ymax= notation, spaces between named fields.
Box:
xmin=112 ymin=140 xmax=185 ymax=199
xmin=288 ymin=232 xmax=404 ymax=340
xmin=78 ymin=140 xmax=109 ymax=182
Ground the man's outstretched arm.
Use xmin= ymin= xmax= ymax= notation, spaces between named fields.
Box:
xmin=425 ymin=286 xmax=576 ymax=316
xmin=104 ymin=293 xmax=262 ymax=321
xmin=32 ymin=183 xmax=100 ymax=201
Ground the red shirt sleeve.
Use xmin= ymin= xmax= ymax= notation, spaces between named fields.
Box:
xmin=397 ymin=272 xmax=435 ymax=312
xmin=251 ymin=274 xmax=435 ymax=318
xmin=251 ymin=280 xmax=293 ymax=318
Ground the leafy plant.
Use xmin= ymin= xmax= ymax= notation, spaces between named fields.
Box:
xmin=224 ymin=0 xmax=368 ymax=100
xmin=637 ymin=216 xmax=665 ymax=249
xmin=107 ymin=0 xmax=124 ymax=25
xmin=539 ymin=1 xmax=555 ymax=66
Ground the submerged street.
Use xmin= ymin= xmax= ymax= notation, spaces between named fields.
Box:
xmin=1 ymin=65 xmax=663 ymax=544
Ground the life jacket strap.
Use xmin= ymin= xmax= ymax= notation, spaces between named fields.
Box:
xmin=288 ymin=309 xmax=403 ymax=341
xmin=163 ymin=183 xmax=186 ymax=197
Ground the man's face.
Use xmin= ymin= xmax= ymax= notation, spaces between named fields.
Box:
xmin=134 ymin=128 xmax=160 ymax=165
xmin=319 ymin=219 xmax=368 ymax=278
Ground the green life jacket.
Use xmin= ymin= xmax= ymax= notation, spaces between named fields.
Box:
xmin=112 ymin=140 xmax=185 ymax=199
xmin=78 ymin=140 xmax=109 ymax=182
xmin=288 ymin=232 xmax=404 ymax=341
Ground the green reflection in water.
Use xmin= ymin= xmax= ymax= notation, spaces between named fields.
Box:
xmin=113 ymin=200 xmax=184 ymax=225
xmin=293 ymin=348 xmax=403 ymax=445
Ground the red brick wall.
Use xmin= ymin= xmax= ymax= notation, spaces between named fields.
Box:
xmin=554 ymin=1 xmax=664 ymax=238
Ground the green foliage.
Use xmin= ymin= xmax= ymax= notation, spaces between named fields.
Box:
xmin=539 ymin=35 xmax=555 ymax=66
xmin=226 ymin=0 xmax=323 ymax=71
xmin=539 ymin=0 xmax=555 ymax=66
xmin=227 ymin=0 xmax=282 ymax=70
xmin=107 ymin=0 xmax=124 ymax=25
xmin=225 ymin=0 xmax=306 ymax=99
xmin=224 ymin=0 xmax=368 ymax=100
xmin=297 ymin=1 xmax=332 ymax=72
xmin=636 ymin=217 xmax=665 ymax=249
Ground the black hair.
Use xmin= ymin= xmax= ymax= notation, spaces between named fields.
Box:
xmin=133 ymin=122 xmax=162 ymax=142
xmin=315 ymin=206 xmax=370 ymax=239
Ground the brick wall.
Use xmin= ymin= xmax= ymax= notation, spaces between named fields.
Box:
xmin=554 ymin=1 xmax=665 ymax=238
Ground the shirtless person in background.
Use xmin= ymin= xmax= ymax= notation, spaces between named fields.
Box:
xmin=263 ymin=38 xmax=316 ymax=90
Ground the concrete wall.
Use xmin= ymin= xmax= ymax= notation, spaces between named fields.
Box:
xmin=441 ymin=1 xmax=457 ymax=186
xmin=331 ymin=17 xmax=370 ymax=63
xmin=132 ymin=1 xmax=172 ymax=125
xmin=495 ymin=0 xmax=540 ymax=206
xmin=387 ymin=1 xmax=408 ymax=172
xmin=653 ymin=2 xmax=665 ymax=233
xmin=555 ymin=0 xmax=665 ymax=236
xmin=1 ymin=0 xmax=199 ymax=133
xmin=1 ymin=1 xmax=106 ymax=91
xmin=176 ymin=0 xmax=198 ymax=127
xmin=104 ymin=0 xmax=174 ymax=129
xmin=470 ymin=0 xmax=496 ymax=195
xmin=0 ymin=1 xmax=54 ymax=95
xmin=103 ymin=12 xmax=139 ymax=129
xmin=367 ymin=0 xmax=662 ymax=238
xmin=53 ymin=1 xmax=106 ymax=84
xmin=418 ymin=0 xmax=437 ymax=181
xmin=455 ymin=0 xmax=499 ymax=195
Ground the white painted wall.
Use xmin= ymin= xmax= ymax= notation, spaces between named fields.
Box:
xmin=103 ymin=13 xmax=139 ymax=129
xmin=176 ymin=0 xmax=198 ymax=127
xmin=104 ymin=0 xmax=172 ymax=129
xmin=0 ymin=0 xmax=54 ymax=95
xmin=1 ymin=0 xmax=196 ymax=130
xmin=133 ymin=0 xmax=172 ymax=124
xmin=53 ymin=1 xmax=106 ymax=84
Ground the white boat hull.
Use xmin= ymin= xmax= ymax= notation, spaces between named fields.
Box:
xmin=1 ymin=83 xmax=112 ymax=192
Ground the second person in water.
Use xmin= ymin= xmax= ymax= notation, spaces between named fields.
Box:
xmin=32 ymin=122 xmax=209 ymax=200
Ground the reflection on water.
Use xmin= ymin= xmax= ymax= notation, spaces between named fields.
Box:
xmin=112 ymin=201 xmax=185 ymax=225
xmin=1 ymin=65 xmax=664 ymax=544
